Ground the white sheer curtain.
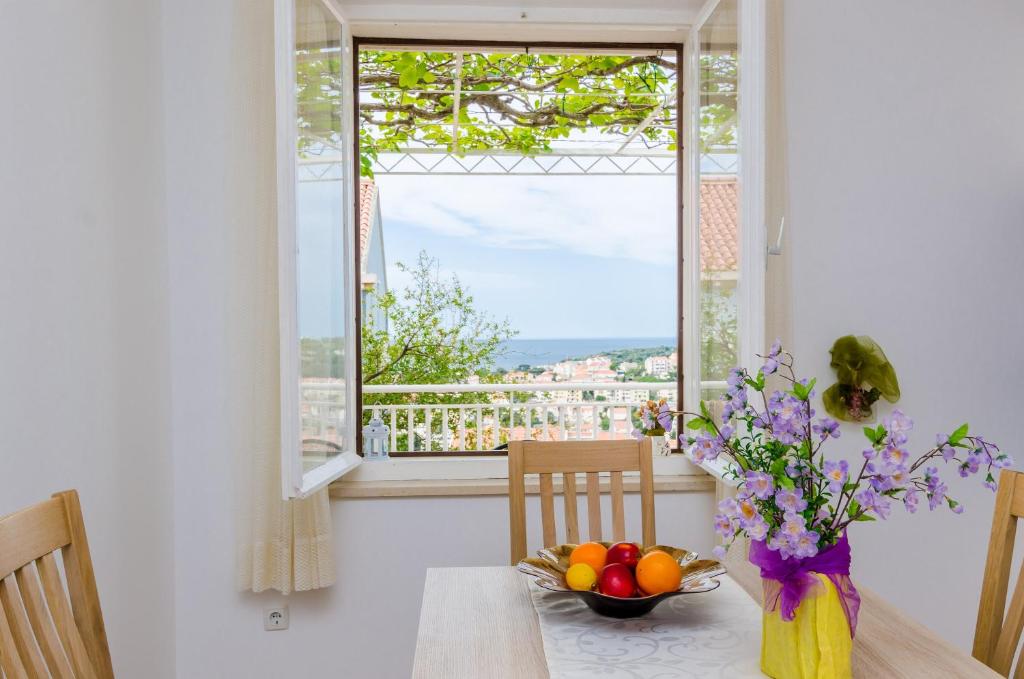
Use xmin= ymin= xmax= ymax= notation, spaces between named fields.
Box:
xmin=231 ymin=0 xmax=335 ymax=594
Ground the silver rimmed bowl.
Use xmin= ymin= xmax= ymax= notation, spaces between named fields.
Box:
xmin=516 ymin=543 xmax=726 ymax=618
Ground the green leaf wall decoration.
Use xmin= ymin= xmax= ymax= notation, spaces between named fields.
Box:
xmin=822 ymin=335 xmax=900 ymax=422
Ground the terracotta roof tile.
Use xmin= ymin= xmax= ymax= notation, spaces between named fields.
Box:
xmin=699 ymin=177 xmax=738 ymax=272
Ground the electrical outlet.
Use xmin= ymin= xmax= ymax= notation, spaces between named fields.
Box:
xmin=264 ymin=606 xmax=289 ymax=631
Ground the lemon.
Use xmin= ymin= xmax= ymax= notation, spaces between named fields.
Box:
xmin=565 ymin=563 xmax=598 ymax=591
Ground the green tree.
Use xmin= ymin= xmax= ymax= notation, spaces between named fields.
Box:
xmin=361 ymin=252 xmax=517 ymax=449
xmin=700 ymin=281 xmax=738 ymax=389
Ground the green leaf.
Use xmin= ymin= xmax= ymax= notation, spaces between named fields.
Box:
xmin=853 ymin=514 xmax=876 ymax=522
xmin=863 ymin=426 xmax=879 ymax=444
xmin=699 ymin=401 xmax=711 ymax=419
xmin=846 ymin=499 xmax=860 ymax=516
xmin=949 ymin=423 xmax=969 ymax=445
xmin=686 ymin=418 xmax=706 ymax=430
xmin=398 ymin=65 xmax=420 ymax=88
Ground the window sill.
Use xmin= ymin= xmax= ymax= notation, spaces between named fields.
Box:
xmin=329 ymin=453 xmax=716 ymax=499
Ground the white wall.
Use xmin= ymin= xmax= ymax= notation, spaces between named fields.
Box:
xmin=784 ymin=0 xmax=1024 ymax=650
xmin=0 ymin=1 xmax=175 ymax=677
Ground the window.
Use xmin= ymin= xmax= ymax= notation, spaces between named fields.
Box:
xmin=353 ymin=41 xmax=683 ymax=456
xmin=272 ymin=2 xmax=767 ymax=482
xmin=276 ymin=0 xmax=360 ymax=497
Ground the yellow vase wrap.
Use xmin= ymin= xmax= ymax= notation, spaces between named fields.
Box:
xmin=761 ymin=573 xmax=852 ymax=679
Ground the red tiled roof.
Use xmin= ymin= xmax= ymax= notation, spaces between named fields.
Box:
xmin=359 ymin=178 xmax=377 ymax=269
xmin=699 ymin=177 xmax=738 ymax=272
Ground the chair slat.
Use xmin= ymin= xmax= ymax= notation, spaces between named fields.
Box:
xmin=638 ymin=437 xmax=656 ymax=547
xmin=0 ymin=576 xmax=48 ymax=678
xmin=36 ymin=555 xmax=96 ymax=679
xmin=610 ymin=472 xmax=625 ymax=542
xmin=974 ymin=469 xmax=1021 ymax=669
xmin=0 ymin=594 xmax=29 ymax=679
xmin=539 ymin=474 xmax=556 ymax=547
xmin=508 ymin=444 xmax=528 ymax=564
xmin=14 ymin=564 xmax=74 ymax=679
xmin=586 ymin=472 xmax=602 ymax=541
xmin=55 ymin=491 xmax=113 ymax=679
xmin=993 ymin=559 xmax=1024 ymax=674
xmin=562 ymin=473 xmax=579 ymax=544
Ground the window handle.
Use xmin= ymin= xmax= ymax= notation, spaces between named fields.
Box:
xmin=767 ymin=216 xmax=785 ymax=256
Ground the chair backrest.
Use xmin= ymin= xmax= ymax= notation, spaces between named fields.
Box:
xmin=974 ymin=469 xmax=1024 ymax=677
xmin=0 ymin=490 xmax=114 ymax=679
xmin=507 ymin=439 xmax=655 ymax=564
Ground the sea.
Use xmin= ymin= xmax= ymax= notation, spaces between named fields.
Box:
xmin=493 ymin=337 xmax=675 ymax=371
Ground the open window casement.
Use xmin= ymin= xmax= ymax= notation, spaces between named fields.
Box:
xmin=276 ymin=0 xmax=360 ymax=498
xmin=685 ymin=0 xmax=766 ymax=478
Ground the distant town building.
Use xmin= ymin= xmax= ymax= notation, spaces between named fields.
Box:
xmin=618 ymin=361 xmax=639 ymax=372
xmin=644 ymin=355 xmax=672 ymax=378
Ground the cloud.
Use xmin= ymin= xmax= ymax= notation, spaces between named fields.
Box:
xmin=375 ymin=173 xmax=678 ymax=265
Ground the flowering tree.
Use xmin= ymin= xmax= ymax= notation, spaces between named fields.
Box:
xmin=680 ymin=342 xmax=1012 ymax=561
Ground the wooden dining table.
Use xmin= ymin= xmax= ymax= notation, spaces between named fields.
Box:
xmin=412 ymin=566 xmax=1000 ymax=678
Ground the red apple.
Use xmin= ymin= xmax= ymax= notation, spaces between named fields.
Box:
xmin=598 ymin=563 xmax=637 ymax=598
xmin=606 ymin=542 xmax=642 ymax=570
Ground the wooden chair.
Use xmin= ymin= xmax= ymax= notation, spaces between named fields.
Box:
xmin=974 ymin=469 xmax=1024 ymax=677
xmin=507 ymin=439 xmax=655 ymax=564
xmin=0 ymin=490 xmax=114 ymax=678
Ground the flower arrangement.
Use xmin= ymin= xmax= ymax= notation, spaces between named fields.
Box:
xmin=633 ymin=398 xmax=674 ymax=437
xmin=682 ymin=342 xmax=1011 ymax=564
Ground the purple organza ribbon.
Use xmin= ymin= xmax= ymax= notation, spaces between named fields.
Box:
xmin=748 ymin=533 xmax=861 ymax=637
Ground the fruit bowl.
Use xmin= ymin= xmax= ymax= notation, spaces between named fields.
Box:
xmin=516 ymin=542 xmax=726 ymax=618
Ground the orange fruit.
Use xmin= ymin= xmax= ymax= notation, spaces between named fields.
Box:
xmin=569 ymin=542 xmax=608 ymax=573
xmin=565 ymin=563 xmax=598 ymax=591
xmin=636 ymin=550 xmax=682 ymax=595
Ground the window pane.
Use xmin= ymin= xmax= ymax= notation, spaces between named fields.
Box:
xmin=295 ymin=0 xmax=348 ymax=472
xmin=698 ymin=0 xmax=739 ymax=410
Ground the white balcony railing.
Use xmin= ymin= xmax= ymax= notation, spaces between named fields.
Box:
xmin=300 ymin=380 xmax=728 ymax=454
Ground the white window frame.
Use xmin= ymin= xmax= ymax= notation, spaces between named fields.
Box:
xmin=686 ymin=0 xmax=767 ymax=479
xmin=275 ymin=0 xmax=361 ymax=498
xmin=269 ymin=7 xmax=766 ymax=489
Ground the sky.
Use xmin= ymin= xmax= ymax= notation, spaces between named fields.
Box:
xmin=375 ymin=173 xmax=678 ymax=339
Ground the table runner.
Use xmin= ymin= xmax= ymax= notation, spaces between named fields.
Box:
xmin=529 ymin=577 xmax=765 ymax=678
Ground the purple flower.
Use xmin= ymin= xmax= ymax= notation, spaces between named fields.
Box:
xmin=813 ymin=418 xmax=841 ymax=441
xmin=863 ymin=447 xmax=878 ymax=460
xmin=779 ymin=512 xmax=807 ymax=541
xmin=881 ymin=445 xmax=911 ymax=470
xmin=656 ymin=402 xmax=674 ymax=432
xmin=689 ymin=431 xmax=723 ymax=463
xmin=883 ymin=409 xmax=914 ymax=445
xmin=717 ymin=497 xmax=739 ymax=518
xmin=786 ymin=459 xmax=810 ymax=478
xmin=823 ymin=460 xmax=849 ymax=493
xmin=792 ymin=530 xmax=821 ymax=559
xmin=925 ymin=468 xmax=948 ymax=511
xmin=959 ymin=451 xmax=982 ymax=478
xmin=712 ymin=545 xmax=728 ymax=560
xmin=775 ymin=487 xmax=808 ymax=513
xmin=936 ymin=434 xmax=957 ymax=462
xmin=746 ymin=515 xmax=770 ymax=541
xmin=950 ymin=500 xmax=965 ymax=515
xmin=631 ymin=429 xmax=644 ymax=441
xmin=983 ymin=474 xmax=998 ymax=492
xmin=713 ymin=513 xmax=734 ymax=537
xmin=762 ymin=340 xmax=783 ymax=375
xmin=735 ymin=498 xmax=763 ymax=529
xmin=904 ymin=489 xmax=919 ymax=513
xmin=726 ymin=367 xmax=746 ymax=388
xmin=855 ymin=487 xmax=892 ymax=520
xmin=743 ymin=471 xmax=775 ymax=500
